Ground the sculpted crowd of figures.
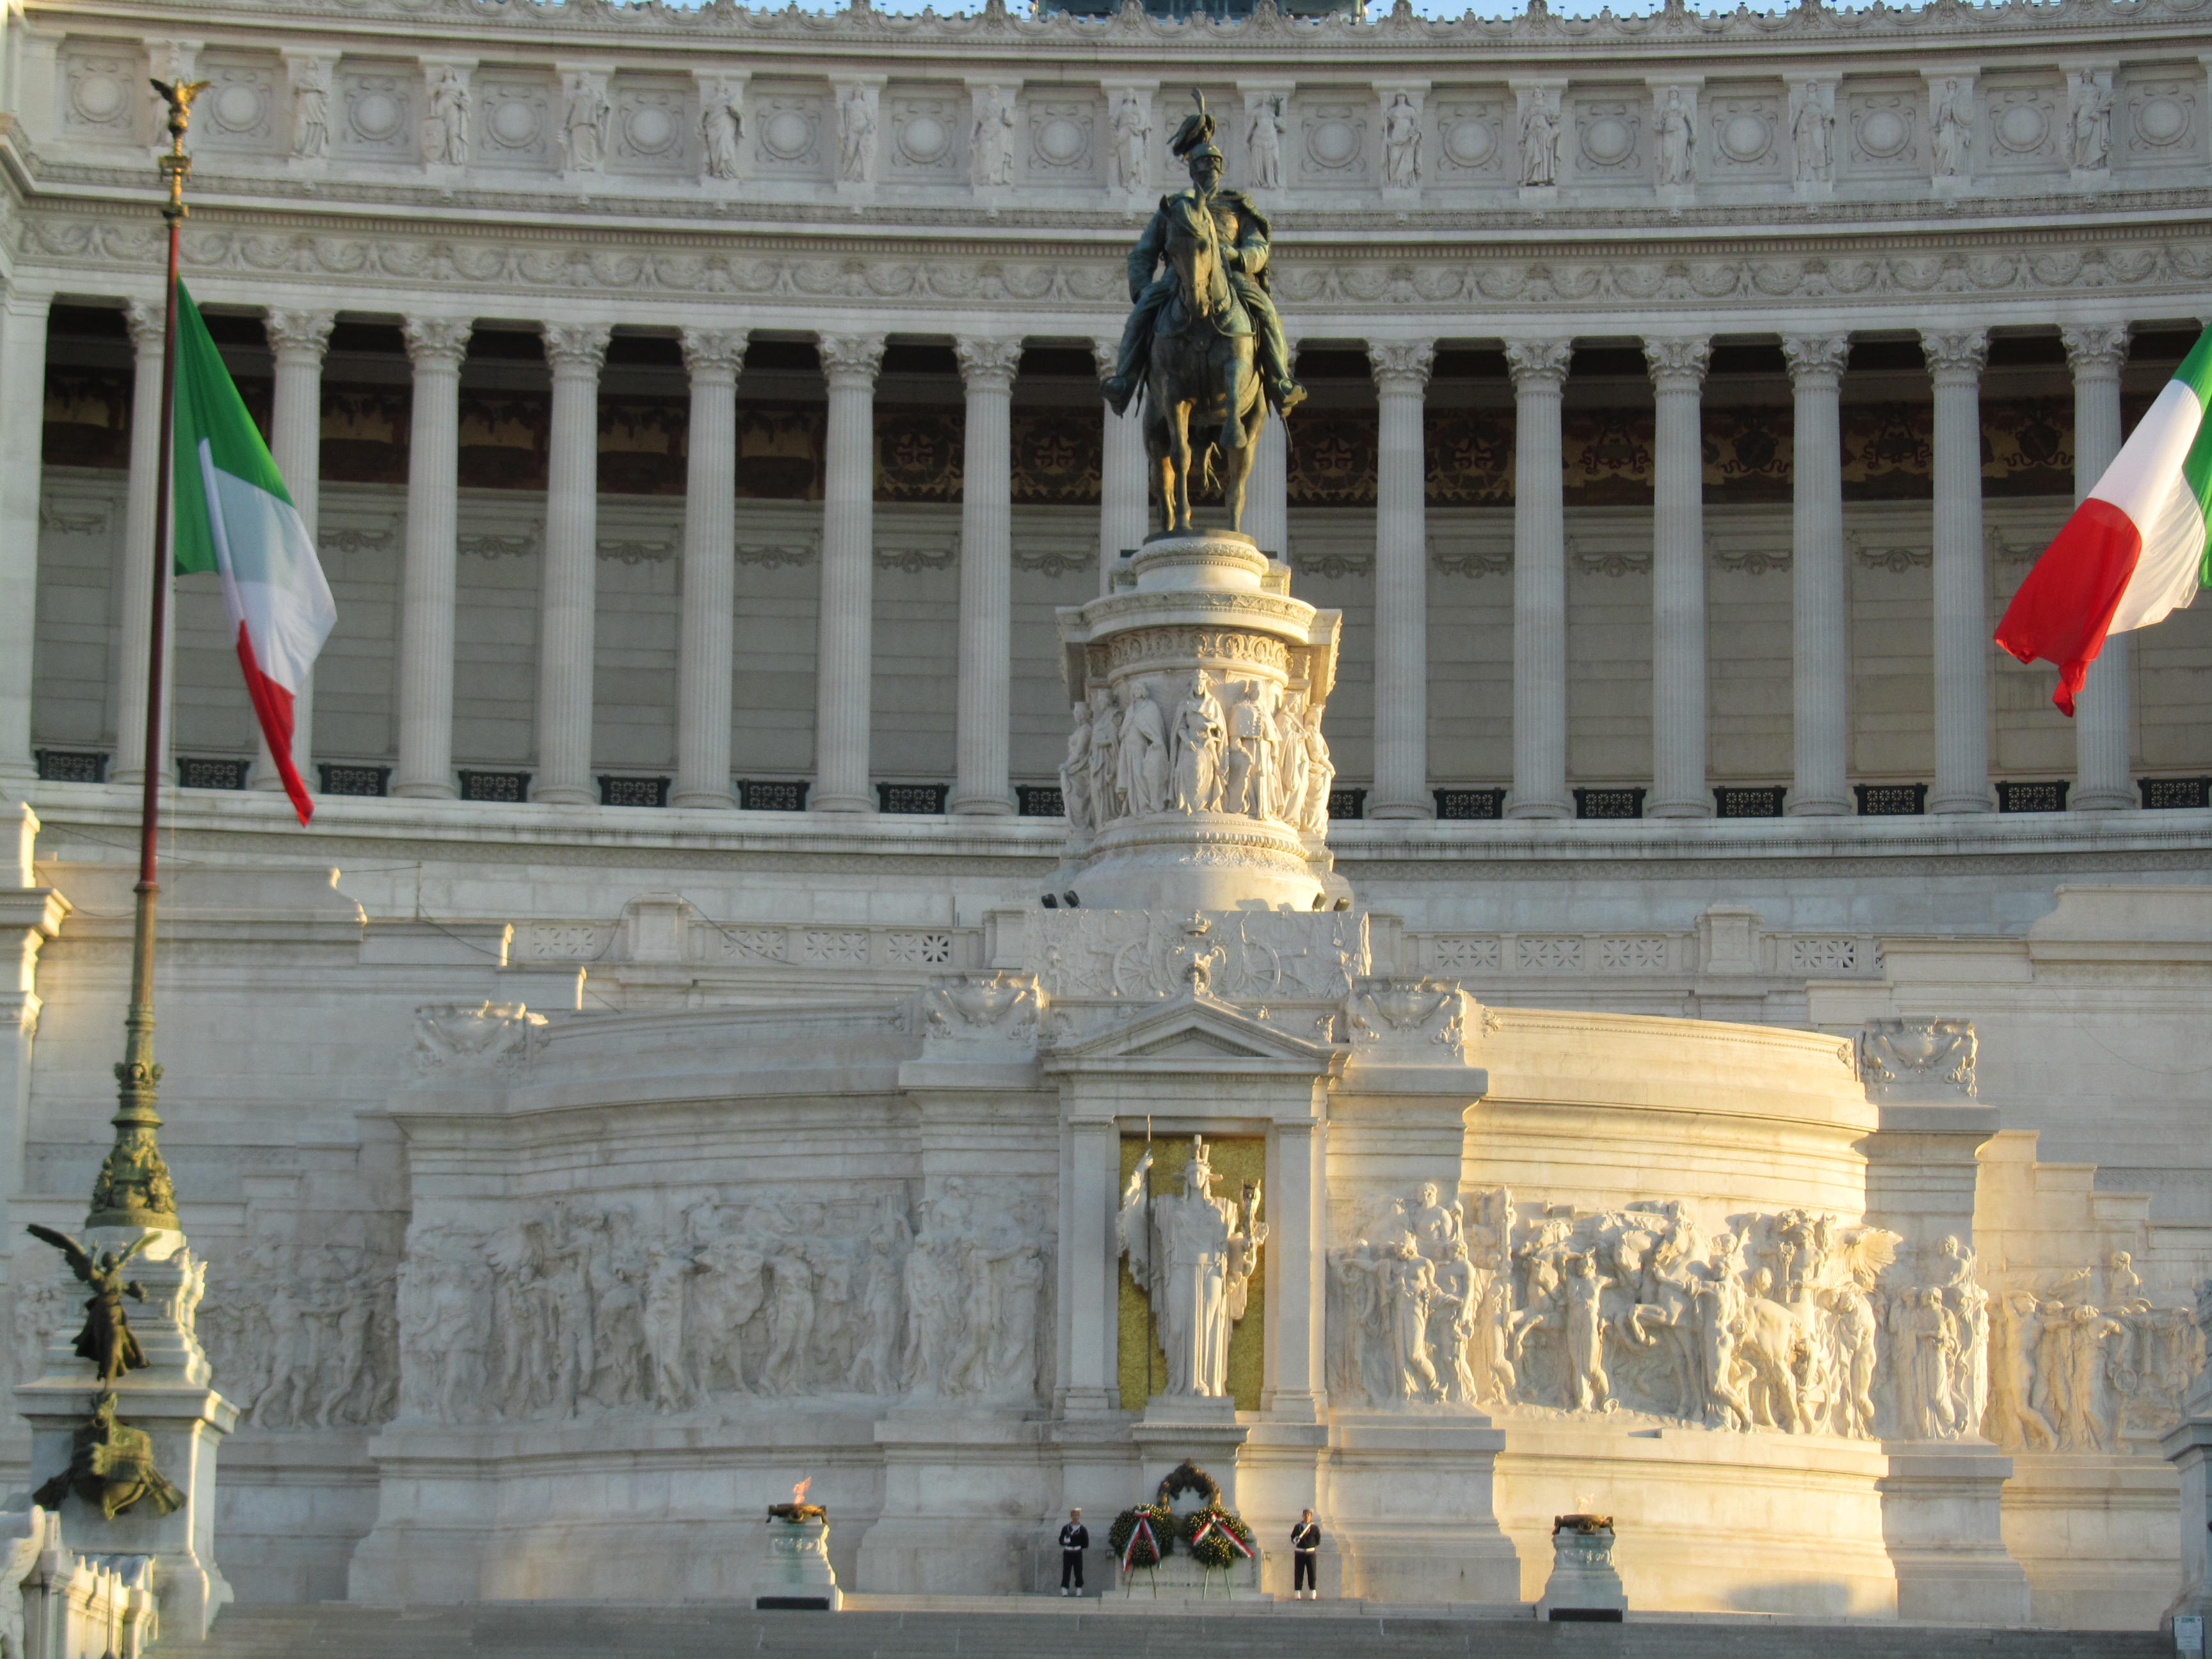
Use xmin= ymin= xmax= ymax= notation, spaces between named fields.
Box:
xmin=1328 ymin=1185 xmax=2209 ymax=1445
xmin=393 ymin=1183 xmax=1051 ymax=1423
xmin=1061 ymin=671 xmax=1334 ymax=838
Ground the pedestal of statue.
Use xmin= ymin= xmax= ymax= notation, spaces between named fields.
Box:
xmin=1131 ymin=1395 xmax=1248 ymax=1514
xmin=1326 ymin=1409 xmax=1519 ymax=1605
xmin=1879 ymin=1439 xmax=2030 ymax=1624
xmin=14 ymin=1226 xmax=235 ymax=1642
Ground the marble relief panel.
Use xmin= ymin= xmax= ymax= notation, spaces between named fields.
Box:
xmin=1025 ymin=93 xmax=1100 ymax=187
xmin=194 ymin=54 xmax=283 ymax=156
xmin=1977 ymin=72 xmax=2065 ymax=177
xmin=1839 ymin=78 xmax=1925 ymax=182
xmin=1702 ymin=82 xmax=1787 ymax=184
xmin=1296 ymin=97 xmax=1372 ymax=188
xmin=473 ymin=72 xmax=559 ymax=173
xmin=1567 ymin=88 xmax=1647 ymax=186
xmin=60 ymin=40 xmax=145 ymax=144
xmin=335 ymin=60 xmax=422 ymax=163
xmin=749 ymin=82 xmax=832 ymax=180
xmin=1430 ymin=88 xmax=1511 ymax=186
xmin=2118 ymin=66 xmax=2202 ymax=171
xmin=886 ymin=86 xmax=968 ymax=183
xmin=609 ymin=76 xmax=696 ymax=177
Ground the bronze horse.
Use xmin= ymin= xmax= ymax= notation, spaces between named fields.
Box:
xmin=1142 ymin=191 xmax=1269 ymax=538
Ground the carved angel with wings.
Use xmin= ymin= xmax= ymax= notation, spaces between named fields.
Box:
xmin=25 ymin=1226 xmax=153 ymax=1384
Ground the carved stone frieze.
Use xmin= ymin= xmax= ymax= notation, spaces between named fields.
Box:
xmin=1859 ymin=1014 xmax=1977 ymax=1098
xmin=411 ymin=1001 xmax=547 ymax=1078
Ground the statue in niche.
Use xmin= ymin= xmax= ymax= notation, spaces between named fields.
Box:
xmin=1117 ymin=1138 xmax=1267 ymax=1398
xmin=1889 ymin=1286 xmax=1960 ymax=1438
xmin=293 ymin=60 xmax=332 ymax=161
xmin=1383 ymin=92 xmax=1421 ymax=189
xmin=26 ymin=1226 xmax=154 ymax=1385
xmin=1930 ymin=78 xmax=1971 ymax=178
xmin=2069 ymin=68 xmax=2111 ymax=172
xmin=1115 ymin=682 xmax=1170 ymax=817
xmin=1221 ymin=681 xmax=1278 ymax=819
xmin=1297 ymin=702 xmax=1335 ymax=834
xmin=1519 ymin=94 xmax=1560 ymax=186
xmin=838 ymin=86 xmax=877 ymax=183
xmin=423 ymin=65 xmax=469 ymax=168
xmin=1274 ymin=688 xmax=1310 ymax=828
xmin=1169 ymin=673 xmax=1226 ymax=813
xmin=1246 ymin=95 xmax=1284 ymax=191
xmin=1792 ymin=83 xmax=1833 ymax=183
xmin=563 ymin=74 xmax=607 ymax=172
xmin=972 ymin=86 xmax=1016 ymax=188
xmin=1655 ymin=87 xmax=1692 ymax=186
xmin=1060 ymin=701 xmax=1094 ymax=834
xmin=701 ymin=89 xmax=743 ymax=181
xmin=1111 ymin=89 xmax=1151 ymax=195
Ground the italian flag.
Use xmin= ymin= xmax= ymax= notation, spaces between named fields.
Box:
xmin=171 ymin=282 xmax=336 ymax=824
xmin=1996 ymin=328 xmax=2212 ymax=715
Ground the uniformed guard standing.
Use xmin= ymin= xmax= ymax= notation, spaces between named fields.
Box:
xmin=1290 ymin=1509 xmax=1321 ymax=1599
xmin=1059 ymin=1507 xmax=1090 ymax=1596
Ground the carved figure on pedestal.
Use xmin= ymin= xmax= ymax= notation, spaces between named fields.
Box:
xmin=838 ymin=87 xmax=877 ymax=182
xmin=1383 ymin=92 xmax=1421 ymax=189
xmin=1117 ymin=1138 xmax=1267 ymax=1398
xmin=1111 ymin=89 xmax=1151 ymax=195
xmin=972 ymin=86 xmax=1016 ymax=188
xmin=2069 ymin=68 xmax=2112 ymax=172
xmin=701 ymin=88 xmax=743 ymax=181
xmin=1519 ymin=94 xmax=1560 ymax=186
xmin=1087 ymin=687 xmax=1121 ymax=822
xmin=1116 ymin=682 xmax=1170 ymax=816
xmin=1655 ymin=87 xmax=1692 ymax=186
xmin=292 ymin=59 xmax=332 ymax=161
xmin=1891 ymin=1286 xmax=1960 ymax=1438
xmin=1223 ymin=682 xmax=1279 ymax=819
xmin=1298 ymin=704 xmax=1335 ymax=834
xmin=1247 ymin=96 xmax=1285 ymax=191
xmin=26 ymin=1227 xmax=153 ymax=1386
xmin=1061 ymin=702 xmax=1094 ymax=833
xmin=1170 ymin=673 xmax=1226 ymax=813
xmin=423 ymin=65 xmax=469 ymax=168
xmin=1274 ymin=688 xmax=1310 ymax=828
xmin=35 ymin=1391 xmax=182 ymax=1521
xmin=563 ymin=74 xmax=608 ymax=172
xmin=1931 ymin=79 xmax=1971 ymax=179
xmin=1098 ymin=92 xmax=1304 ymax=534
xmin=1792 ymin=83 xmax=1833 ymax=182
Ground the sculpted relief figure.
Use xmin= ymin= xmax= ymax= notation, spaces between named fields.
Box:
xmin=1170 ymin=672 xmax=1226 ymax=813
xmin=839 ymin=86 xmax=878 ymax=182
xmin=1382 ymin=92 xmax=1421 ymax=189
xmin=292 ymin=56 xmax=333 ymax=161
xmin=1655 ymin=87 xmax=1693 ymax=186
xmin=1116 ymin=682 xmax=1171 ymax=817
xmin=1792 ymin=83 xmax=1834 ymax=183
xmin=1980 ymin=1251 xmax=2203 ymax=1453
xmin=1246 ymin=95 xmax=1285 ymax=191
xmin=1059 ymin=701 xmax=1093 ymax=834
xmin=1931 ymin=78 xmax=1971 ymax=178
xmin=563 ymin=72 xmax=608 ymax=172
xmin=701 ymin=84 xmax=744 ymax=181
xmin=423 ymin=65 xmax=470 ymax=168
xmin=1519 ymin=93 xmax=1560 ymax=186
xmin=2069 ymin=68 xmax=2112 ymax=172
xmin=1118 ymin=1138 xmax=1267 ymax=1397
xmin=1086 ymin=686 xmax=1121 ymax=822
xmin=1298 ymin=701 xmax=1336 ymax=834
xmin=972 ymin=86 xmax=1016 ymax=188
xmin=1111 ymin=89 xmax=1151 ymax=195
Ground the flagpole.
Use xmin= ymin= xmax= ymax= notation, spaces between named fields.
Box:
xmin=88 ymin=79 xmax=205 ymax=1234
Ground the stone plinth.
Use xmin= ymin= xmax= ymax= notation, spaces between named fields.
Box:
xmin=1537 ymin=1518 xmax=1626 ymax=1619
xmin=1327 ymin=1411 xmax=1520 ymax=1605
xmin=758 ymin=1516 xmax=842 ymax=1610
xmin=1879 ymin=1441 xmax=2030 ymax=1625
xmin=1054 ymin=531 xmax=1342 ymax=913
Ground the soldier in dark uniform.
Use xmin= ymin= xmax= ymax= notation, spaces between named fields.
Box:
xmin=1290 ymin=1508 xmax=1321 ymax=1598
xmin=1098 ymin=93 xmax=1306 ymax=422
xmin=1058 ymin=1507 xmax=1090 ymax=1595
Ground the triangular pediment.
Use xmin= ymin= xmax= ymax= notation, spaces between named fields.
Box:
xmin=1045 ymin=992 xmax=1343 ymax=1075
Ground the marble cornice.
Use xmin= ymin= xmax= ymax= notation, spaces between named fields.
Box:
xmin=35 ymin=0 xmax=2212 ymax=65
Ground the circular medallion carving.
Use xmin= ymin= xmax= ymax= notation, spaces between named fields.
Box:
xmin=1719 ymin=112 xmax=1769 ymax=163
xmin=762 ymin=108 xmax=813 ymax=160
xmin=71 ymin=72 xmax=125 ymax=123
xmin=1995 ymin=102 xmax=2046 ymax=152
xmin=1857 ymin=108 xmax=1909 ymax=158
xmin=2139 ymin=96 xmax=2187 ymax=146
xmin=1443 ymin=117 xmax=1493 ymax=167
xmin=1308 ymin=118 xmax=1359 ymax=168
xmin=212 ymin=82 xmax=262 ymax=132
xmin=489 ymin=98 xmax=539 ymax=147
xmin=1581 ymin=115 xmax=1633 ymax=166
xmin=1036 ymin=116 xmax=1086 ymax=166
xmin=899 ymin=114 xmax=949 ymax=164
xmin=625 ymin=104 xmax=676 ymax=155
xmin=351 ymin=90 xmax=403 ymax=143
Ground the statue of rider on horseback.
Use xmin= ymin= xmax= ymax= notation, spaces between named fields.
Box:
xmin=1098 ymin=92 xmax=1306 ymax=537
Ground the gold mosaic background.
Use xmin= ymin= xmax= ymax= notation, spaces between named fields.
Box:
xmin=1117 ymin=1134 xmax=1267 ymax=1413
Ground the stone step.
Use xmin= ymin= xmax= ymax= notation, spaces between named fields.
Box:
xmin=156 ymin=1603 xmax=2172 ymax=1659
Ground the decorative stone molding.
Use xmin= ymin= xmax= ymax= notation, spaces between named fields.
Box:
xmin=817 ymin=332 xmax=887 ymax=387
xmin=1920 ymin=327 xmax=1991 ymax=381
xmin=1347 ymin=975 xmax=1468 ymax=1058
xmin=1368 ymin=339 xmax=1435 ymax=394
xmin=410 ymin=1002 xmax=546 ymax=1078
xmin=1859 ymin=1015 xmax=1978 ymax=1100
xmin=541 ymin=319 xmax=612 ymax=374
xmin=1780 ymin=332 xmax=1850 ymax=385
xmin=954 ymin=335 xmax=1024 ymax=392
xmin=2059 ymin=321 xmax=2131 ymax=374
xmin=679 ymin=326 xmax=749 ymax=379
xmin=1503 ymin=338 xmax=1573 ymax=390
xmin=400 ymin=315 xmax=472 ymax=368
xmin=919 ymin=970 xmax=1043 ymax=1051
xmin=263 ymin=308 xmax=335 ymax=361
xmin=1643 ymin=333 xmax=1713 ymax=389
xmin=122 ymin=299 xmax=164 ymax=356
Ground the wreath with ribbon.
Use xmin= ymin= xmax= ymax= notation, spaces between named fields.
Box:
xmin=1182 ymin=1505 xmax=1256 ymax=1570
xmin=1155 ymin=1461 xmax=1222 ymax=1511
xmin=1109 ymin=1503 xmax=1173 ymax=1573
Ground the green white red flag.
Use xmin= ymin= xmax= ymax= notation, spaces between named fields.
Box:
xmin=1996 ymin=327 xmax=2212 ymax=714
xmin=170 ymin=282 xmax=336 ymax=823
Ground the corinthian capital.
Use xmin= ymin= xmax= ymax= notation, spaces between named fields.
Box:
xmin=1503 ymin=338 xmax=1573 ymax=390
xmin=1919 ymin=328 xmax=1988 ymax=381
xmin=541 ymin=321 xmax=613 ymax=376
xmin=402 ymin=316 xmax=474 ymax=370
xmin=1368 ymin=338 xmax=1436 ymax=394
xmin=817 ymin=332 xmax=887 ymax=387
xmin=264 ymin=309 xmax=337 ymax=363
xmin=955 ymin=335 xmax=1025 ymax=393
xmin=1642 ymin=334 xmax=1712 ymax=390
xmin=680 ymin=327 xmax=749 ymax=380
xmin=2060 ymin=323 xmax=2130 ymax=377
xmin=1780 ymin=333 xmax=1850 ymax=387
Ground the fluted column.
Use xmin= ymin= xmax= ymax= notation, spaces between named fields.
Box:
xmin=1504 ymin=339 xmax=1573 ymax=820
xmin=672 ymin=327 xmax=747 ymax=810
xmin=392 ymin=317 xmax=472 ymax=799
xmin=1093 ymin=335 xmax=1149 ymax=591
xmin=1645 ymin=335 xmax=1713 ymax=818
xmin=1782 ymin=333 xmax=1853 ymax=817
xmin=1924 ymin=328 xmax=1993 ymax=813
xmin=952 ymin=335 xmax=1022 ymax=816
xmin=1369 ymin=339 xmax=1435 ymax=820
xmin=112 ymin=301 xmax=171 ymax=790
xmin=1246 ymin=409 xmax=1290 ymax=559
xmin=253 ymin=309 xmax=335 ymax=797
xmin=534 ymin=321 xmax=611 ymax=806
xmin=2064 ymin=323 xmax=2134 ymax=812
xmin=813 ymin=332 xmax=886 ymax=813
xmin=0 ymin=289 xmax=50 ymax=783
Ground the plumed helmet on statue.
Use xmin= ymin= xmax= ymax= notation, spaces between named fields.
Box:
xmin=1186 ymin=1134 xmax=1213 ymax=1191
xmin=1169 ymin=88 xmax=1221 ymax=167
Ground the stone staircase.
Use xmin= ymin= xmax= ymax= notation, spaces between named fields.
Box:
xmin=157 ymin=1602 xmax=2172 ymax=1658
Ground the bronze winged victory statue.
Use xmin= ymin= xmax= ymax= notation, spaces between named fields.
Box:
xmin=25 ymin=1224 xmax=154 ymax=1384
xmin=1098 ymin=91 xmax=1305 ymax=537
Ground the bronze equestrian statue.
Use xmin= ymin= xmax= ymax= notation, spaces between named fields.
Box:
xmin=1099 ymin=92 xmax=1304 ymax=537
